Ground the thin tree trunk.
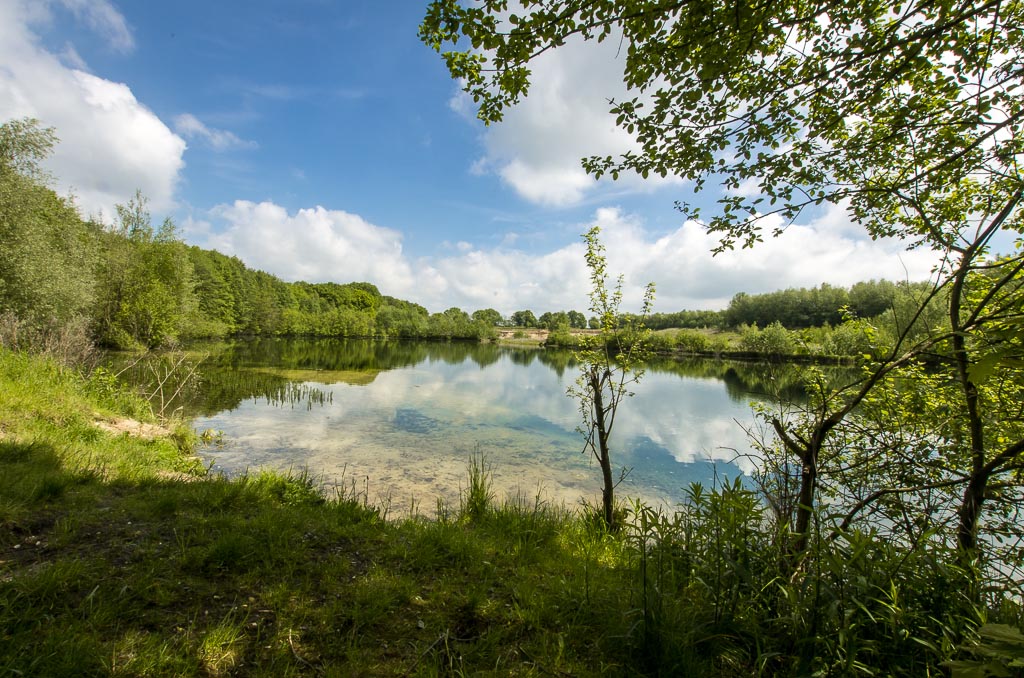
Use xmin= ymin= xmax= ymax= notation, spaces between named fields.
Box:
xmin=590 ymin=369 xmax=615 ymax=529
xmin=949 ymin=251 xmax=988 ymax=557
xmin=791 ymin=441 xmax=819 ymax=557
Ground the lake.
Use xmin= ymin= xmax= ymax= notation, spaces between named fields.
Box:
xmin=164 ymin=338 xmax=816 ymax=514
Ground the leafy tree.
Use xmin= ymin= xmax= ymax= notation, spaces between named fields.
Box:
xmin=645 ymin=308 xmax=722 ymax=330
xmin=0 ymin=117 xmax=57 ymax=181
xmin=471 ymin=308 xmax=503 ymax=327
xmin=422 ymin=0 xmax=1024 ymax=570
xmin=0 ymin=119 xmax=97 ymax=328
xmin=738 ymin=322 xmax=797 ymax=357
xmin=567 ymin=310 xmax=587 ymax=328
xmin=539 ymin=310 xmax=569 ymax=330
xmin=93 ymin=191 xmax=196 ymax=348
xmin=377 ymin=297 xmax=429 ymax=337
xmin=187 ymin=246 xmax=239 ymax=336
xmin=848 ymin=280 xmax=897 ymax=321
xmin=510 ymin=309 xmax=538 ymax=327
xmin=568 ymin=226 xmax=654 ymax=529
xmin=421 ymin=0 xmax=1020 ymax=250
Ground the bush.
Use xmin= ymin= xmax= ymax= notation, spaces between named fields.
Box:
xmin=738 ymin=321 xmax=796 ymax=356
xmin=674 ymin=330 xmax=710 ymax=353
xmin=544 ymin=328 xmax=579 ymax=347
xmin=0 ymin=311 xmax=97 ymax=370
xmin=822 ymin=318 xmax=887 ymax=358
xmin=647 ymin=333 xmax=676 ymax=352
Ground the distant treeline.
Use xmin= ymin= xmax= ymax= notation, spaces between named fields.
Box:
xmin=0 ymin=119 xmax=496 ymax=350
xmin=532 ymin=280 xmax=932 ymax=333
xmin=2 ymin=118 xmax=934 ymax=354
xmin=645 ymin=280 xmax=931 ymax=330
xmin=185 ymin=245 xmax=496 ymax=343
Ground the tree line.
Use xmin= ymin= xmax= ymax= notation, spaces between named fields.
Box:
xmin=0 ymin=119 xmax=503 ymax=350
xmin=3 ymin=118 xmax=933 ymax=356
xmin=507 ymin=280 xmax=928 ymax=333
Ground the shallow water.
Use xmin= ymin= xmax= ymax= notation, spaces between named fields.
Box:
xmin=178 ymin=338 xmax=810 ymax=514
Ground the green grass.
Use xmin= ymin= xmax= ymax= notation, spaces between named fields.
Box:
xmin=0 ymin=347 xmax=1006 ymax=676
xmin=0 ymin=348 xmax=675 ymax=676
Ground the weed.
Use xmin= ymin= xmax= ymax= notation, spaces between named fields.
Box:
xmin=459 ymin=450 xmax=493 ymax=523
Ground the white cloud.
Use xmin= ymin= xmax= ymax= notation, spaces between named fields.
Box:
xmin=416 ymin=206 xmax=940 ymax=314
xmin=202 ymin=201 xmax=416 ymax=291
xmin=173 ymin=113 xmax=256 ymax=151
xmin=193 ymin=201 xmax=940 ymax=316
xmin=457 ymin=31 xmax=681 ymax=207
xmin=59 ymin=42 xmax=88 ymax=70
xmin=55 ymin=0 xmax=134 ymax=53
xmin=0 ymin=0 xmax=185 ymax=219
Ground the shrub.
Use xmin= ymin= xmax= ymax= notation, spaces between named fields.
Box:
xmin=674 ymin=330 xmax=710 ymax=353
xmin=822 ymin=318 xmax=887 ymax=358
xmin=738 ymin=321 xmax=796 ymax=356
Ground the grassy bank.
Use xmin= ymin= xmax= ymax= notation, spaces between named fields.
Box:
xmin=0 ymin=348 xmax=694 ymax=676
xmin=1 ymin=348 xmax=1014 ymax=676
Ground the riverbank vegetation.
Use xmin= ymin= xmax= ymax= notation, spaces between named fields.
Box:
xmin=2 ymin=117 xmax=966 ymax=364
xmin=5 ymin=0 xmax=1024 ymax=668
xmin=4 ymin=346 xmax=1023 ymax=676
xmin=424 ymin=0 xmax=1024 ymax=675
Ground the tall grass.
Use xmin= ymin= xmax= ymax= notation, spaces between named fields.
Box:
xmin=0 ymin=346 xmax=1012 ymax=676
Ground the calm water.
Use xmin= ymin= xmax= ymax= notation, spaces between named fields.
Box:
xmin=172 ymin=338 xmax=814 ymax=513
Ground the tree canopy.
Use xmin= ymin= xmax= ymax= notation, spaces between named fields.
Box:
xmin=421 ymin=0 xmax=1022 ymax=254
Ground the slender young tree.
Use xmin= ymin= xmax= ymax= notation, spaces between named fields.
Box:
xmin=569 ymin=226 xmax=654 ymax=529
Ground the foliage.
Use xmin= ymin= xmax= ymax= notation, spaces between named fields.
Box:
xmin=0 ymin=117 xmax=57 ymax=181
xmin=93 ymin=192 xmax=198 ymax=348
xmin=566 ymin=309 xmax=587 ymax=328
xmin=471 ymin=307 xmax=502 ymax=327
xmin=538 ymin=309 xmax=569 ymax=330
xmin=568 ymin=226 xmax=654 ymax=529
xmin=0 ymin=118 xmax=511 ymax=348
xmin=672 ymin=329 xmax=710 ymax=353
xmin=946 ymin=624 xmax=1024 ymax=677
xmin=510 ymin=309 xmax=538 ymax=327
xmin=646 ymin=307 xmax=723 ymax=331
xmin=820 ymin=317 xmax=886 ymax=360
xmin=738 ymin=321 xmax=797 ymax=357
xmin=421 ymin=0 xmax=1021 ymax=251
xmin=0 ymin=119 xmax=98 ymax=329
xmin=420 ymin=0 xmax=1024 ymax=593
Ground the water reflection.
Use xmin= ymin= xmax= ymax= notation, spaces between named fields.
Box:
xmin=172 ymin=339 xmax=833 ymax=513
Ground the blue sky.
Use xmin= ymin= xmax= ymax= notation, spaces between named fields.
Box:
xmin=0 ymin=0 xmax=941 ymax=315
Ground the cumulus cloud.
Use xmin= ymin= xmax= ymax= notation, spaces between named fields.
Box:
xmin=448 ymin=27 xmax=671 ymax=206
xmin=193 ymin=200 xmax=939 ymax=316
xmin=453 ymin=30 xmax=680 ymax=207
xmin=201 ymin=201 xmax=416 ymax=291
xmin=0 ymin=0 xmax=185 ymax=218
xmin=173 ymin=113 xmax=256 ymax=151
xmin=419 ymin=207 xmax=939 ymax=314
